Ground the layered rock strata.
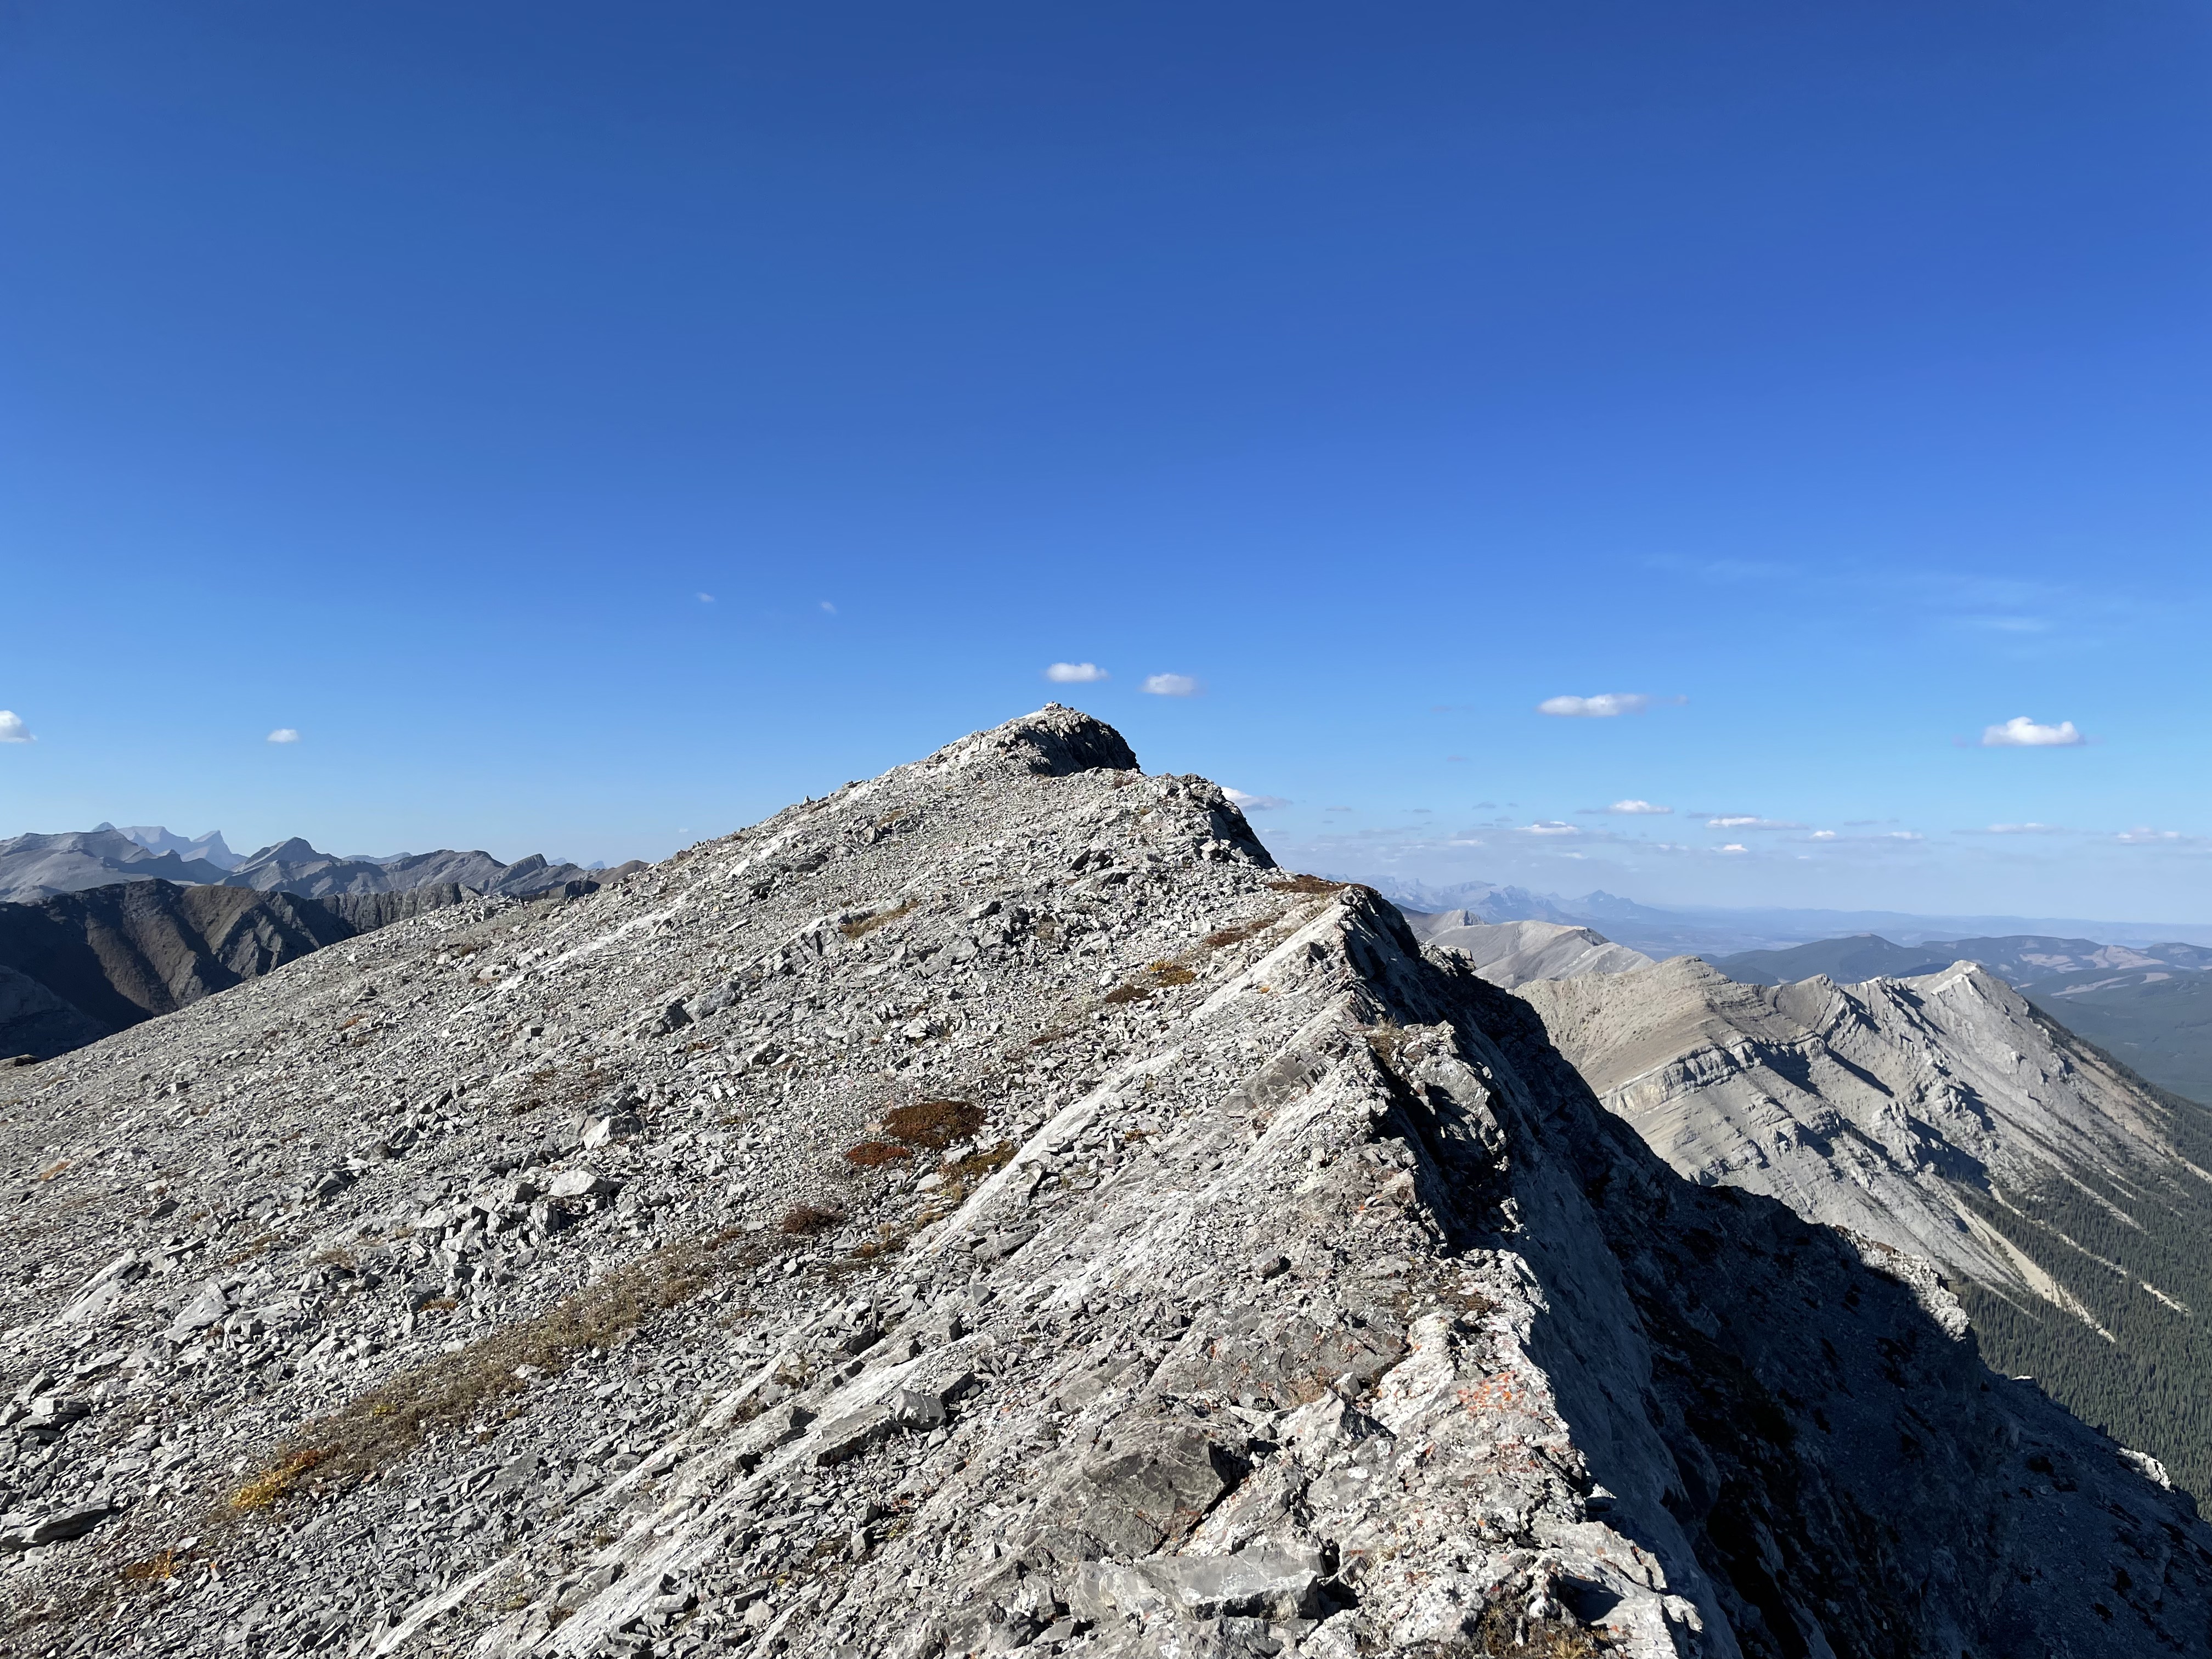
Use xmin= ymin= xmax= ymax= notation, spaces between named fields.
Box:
xmin=1521 ymin=953 xmax=2212 ymax=1497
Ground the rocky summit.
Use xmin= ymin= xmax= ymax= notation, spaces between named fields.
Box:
xmin=3 ymin=709 xmax=2208 ymax=1659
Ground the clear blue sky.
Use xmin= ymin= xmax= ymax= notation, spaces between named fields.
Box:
xmin=3 ymin=3 xmax=2207 ymax=919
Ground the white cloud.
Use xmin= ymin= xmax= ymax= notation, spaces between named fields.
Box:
xmin=1538 ymin=693 xmax=1650 ymax=718
xmin=1980 ymin=715 xmax=2084 ymax=747
xmin=1809 ymin=830 xmax=1837 ymax=840
xmin=0 ymin=711 xmax=33 ymax=744
xmin=1143 ymin=673 xmax=1201 ymax=697
xmin=819 ymin=601 xmax=837 ymax=614
xmin=1986 ymin=822 xmax=2065 ymax=834
xmin=1883 ymin=831 xmax=1924 ymax=842
xmin=2115 ymin=826 xmax=2186 ymax=845
xmin=1520 ymin=821 xmax=1581 ymax=836
xmin=267 ymin=727 xmax=301 ymax=744
xmin=1606 ymin=799 xmax=1672 ymax=815
xmin=696 ymin=592 xmax=715 ymax=603
xmin=1703 ymin=815 xmax=1804 ymax=831
xmin=1224 ymin=788 xmax=1289 ymax=811
xmin=1045 ymin=662 xmax=1109 ymax=684
xmin=1719 ymin=843 xmax=1747 ymax=854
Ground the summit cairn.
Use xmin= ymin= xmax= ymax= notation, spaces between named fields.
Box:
xmin=3 ymin=707 xmax=2206 ymax=1657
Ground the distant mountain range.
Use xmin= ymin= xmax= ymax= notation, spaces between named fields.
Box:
xmin=0 ymin=825 xmax=649 ymax=1063
xmin=1712 ymin=932 xmax=2212 ymax=987
xmin=1353 ymin=876 xmax=2212 ymax=957
xmin=0 ymin=825 xmax=641 ymax=906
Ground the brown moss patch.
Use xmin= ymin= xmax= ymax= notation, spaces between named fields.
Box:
xmin=781 ymin=1204 xmax=843 ymax=1235
xmin=844 ymin=1141 xmax=913 ymax=1168
xmin=1268 ymin=874 xmax=1344 ymax=896
xmin=885 ymin=1099 xmax=985 ymax=1149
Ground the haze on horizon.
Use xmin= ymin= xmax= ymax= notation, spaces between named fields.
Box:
xmin=3 ymin=3 xmax=2207 ymax=923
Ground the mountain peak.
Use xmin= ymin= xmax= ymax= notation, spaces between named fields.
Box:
xmin=1 ymin=714 xmax=2201 ymax=1654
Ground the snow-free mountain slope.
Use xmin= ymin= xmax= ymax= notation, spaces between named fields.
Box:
xmin=1400 ymin=911 xmax=1655 ymax=988
xmin=1519 ymin=953 xmax=2212 ymax=1495
xmin=4 ymin=709 xmax=2204 ymax=1658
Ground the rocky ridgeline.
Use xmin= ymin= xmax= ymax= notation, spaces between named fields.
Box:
xmin=1 ymin=708 xmax=2207 ymax=1659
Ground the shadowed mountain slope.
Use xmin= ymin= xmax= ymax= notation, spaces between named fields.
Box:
xmin=0 ymin=881 xmax=516 ymax=1062
xmin=1520 ymin=955 xmax=2212 ymax=1496
xmin=2 ymin=710 xmax=2205 ymax=1657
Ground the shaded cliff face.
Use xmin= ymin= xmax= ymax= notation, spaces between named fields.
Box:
xmin=0 ymin=881 xmax=360 ymax=1051
xmin=2 ymin=709 xmax=2206 ymax=1659
xmin=1520 ymin=955 xmax=2212 ymax=1499
xmin=0 ymin=882 xmax=510 ymax=1061
xmin=0 ymin=883 xmax=612 ymax=1063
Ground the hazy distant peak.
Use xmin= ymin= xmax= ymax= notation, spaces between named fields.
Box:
xmin=104 ymin=823 xmax=242 ymax=871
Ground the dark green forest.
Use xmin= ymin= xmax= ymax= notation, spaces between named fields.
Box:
xmin=1950 ymin=1034 xmax=2212 ymax=1498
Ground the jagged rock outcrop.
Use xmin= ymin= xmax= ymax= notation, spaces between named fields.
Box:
xmin=1520 ymin=953 xmax=2212 ymax=1497
xmin=2 ymin=709 xmax=2206 ymax=1659
xmin=1403 ymin=912 xmax=1656 ymax=988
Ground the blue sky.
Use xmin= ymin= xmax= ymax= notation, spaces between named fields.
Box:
xmin=3 ymin=3 xmax=2207 ymax=919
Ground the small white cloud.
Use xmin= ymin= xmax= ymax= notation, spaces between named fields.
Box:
xmin=1810 ymin=830 xmax=1837 ymax=840
xmin=1538 ymin=693 xmax=1650 ymax=718
xmin=1980 ymin=715 xmax=2084 ymax=747
xmin=2115 ymin=826 xmax=2185 ymax=845
xmin=1045 ymin=662 xmax=1109 ymax=684
xmin=1707 ymin=815 xmax=1759 ymax=828
xmin=267 ymin=727 xmax=301 ymax=744
xmin=1520 ymin=821 xmax=1581 ymax=836
xmin=696 ymin=592 xmax=715 ymax=603
xmin=1224 ymin=788 xmax=1289 ymax=812
xmin=1606 ymin=799 xmax=1672 ymax=815
xmin=820 ymin=600 xmax=837 ymax=614
xmin=1143 ymin=673 xmax=1201 ymax=697
xmin=1986 ymin=822 xmax=2065 ymax=835
xmin=1884 ymin=831 xmax=1924 ymax=842
xmin=0 ymin=710 xmax=33 ymax=744
xmin=1719 ymin=843 xmax=1748 ymax=854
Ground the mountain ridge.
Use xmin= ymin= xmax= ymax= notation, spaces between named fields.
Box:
xmin=1 ymin=707 xmax=2202 ymax=1657
xmin=0 ymin=827 xmax=640 ymax=907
